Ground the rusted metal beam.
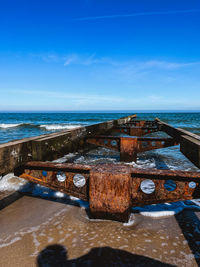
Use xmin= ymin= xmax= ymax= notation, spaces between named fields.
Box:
xmin=90 ymin=164 xmax=132 ymax=222
xmin=127 ymin=120 xmax=158 ymax=127
xmin=120 ymin=137 xmax=138 ymax=162
xmin=113 ymin=126 xmax=159 ymax=136
xmin=130 ymin=167 xmax=200 ymax=206
xmin=15 ymin=162 xmax=91 ymax=201
xmin=15 ymin=162 xmax=200 ymax=222
xmin=86 ymin=136 xmax=178 ymax=162
xmin=137 ymin=137 xmax=179 ymax=153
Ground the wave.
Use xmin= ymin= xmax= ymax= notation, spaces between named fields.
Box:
xmin=40 ymin=124 xmax=82 ymax=130
xmin=0 ymin=123 xmax=39 ymax=129
xmin=0 ymin=123 xmax=23 ymax=129
xmin=0 ymin=123 xmax=83 ymax=131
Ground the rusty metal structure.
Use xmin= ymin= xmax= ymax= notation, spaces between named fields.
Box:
xmin=1 ymin=114 xmax=200 ymax=222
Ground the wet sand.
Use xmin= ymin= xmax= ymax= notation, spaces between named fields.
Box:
xmin=0 ymin=194 xmax=199 ymax=267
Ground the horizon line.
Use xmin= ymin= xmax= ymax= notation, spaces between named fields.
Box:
xmin=0 ymin=110 xmax=200 ymax=113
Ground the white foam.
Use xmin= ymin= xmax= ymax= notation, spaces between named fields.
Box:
xmin=52 ymin=153 xmax=77 ymax=163
xmin=140 ymin=210 xmax=176 ymax=217
xmin=55 ymin=192 xmax=65 ymax=198
xmin=191 ymin=199 xmax=200 ymax=206
xmin=123 ymin=214 xmax=135 ymax=226
xmin=0 ymin=207 xmax=69 ymax=250
xmin=133 ymin=200 xmax=200 ymax=218
xmin=130 ymin=159 xmax=156 ymax=169
xmin=40 ymin=124 xmax=81 ymax=130
xmin=0 ymin=123 xmax=22 ymax=129
xmin=0 ymin=173 xmax=27 ymax=191
xmin=0 ymin=237 xmax=22 ymax=248
xmin=69 ymin=196 xmax=79 ymax=201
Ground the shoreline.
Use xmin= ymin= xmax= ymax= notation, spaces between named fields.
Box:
xmin=0 ymin=193 xmax=199 ymax=267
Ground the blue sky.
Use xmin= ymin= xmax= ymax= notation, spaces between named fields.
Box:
xmin=0 ymin=0 xmax=200 ymax=111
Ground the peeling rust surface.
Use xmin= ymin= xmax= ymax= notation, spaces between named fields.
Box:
xmin=120 ymin=137 xmax=138 ymax=162
xmin=127 ymin=120 xmax=158 ymax=127
xmin=113 ymin=126 xmax=158 ymax=136
xmin=130 ymin=168 xmax=200 ymax=206
xmin=137 ymin=137 xmax=178 ymax=153
xmin=85 ymin=136 xmax=120 ymax=151
xmin=18 ymin=162 xmax=91 ymax=201
xmin=89 ymin=164 xmax=132 ymax=222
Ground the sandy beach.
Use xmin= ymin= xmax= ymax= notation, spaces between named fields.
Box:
xmin=0 ymin=191 xmax=199 ymax=267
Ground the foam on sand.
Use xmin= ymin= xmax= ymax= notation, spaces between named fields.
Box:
xmin=0 ymin=173 xmax=27 ymax=191
xmin=132 ymin=200 xmax=200 ymax=218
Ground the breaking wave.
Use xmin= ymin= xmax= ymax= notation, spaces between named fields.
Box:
xmin=0 ymin=123 xmax=82 ymax=131
xmin=40 ymin=124 xmax=82 ymax=130
xmin=0 ymin=123 xmax=23 ymax=129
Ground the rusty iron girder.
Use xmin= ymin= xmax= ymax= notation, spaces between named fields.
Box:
xmin=126 ymin=120 xmax=158 ymax=127
xmin=15 ymin=162 xmax=200 ymax=222
xmin=86 ymin=136 xmax=178 ymax=162
xmin=10 ymin=117 xmax=200 ymax=222
xmin=113 ymin=126 xmax=159 ymax=136
xmin=15 ymin=162 xmax=91 ymax=201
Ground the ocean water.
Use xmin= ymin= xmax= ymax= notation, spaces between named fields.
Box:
xmin=0 ymin=112 xmax=200 ymax=218
xmin=0 ymin=112 xmax=200 ymax=144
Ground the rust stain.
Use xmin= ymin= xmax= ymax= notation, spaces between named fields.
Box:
xmin=89 ymin=164 xmax=132 ymax=222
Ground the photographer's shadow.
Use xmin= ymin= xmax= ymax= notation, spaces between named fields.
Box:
xmin=37 ymin=244 xmax=175 ymax=267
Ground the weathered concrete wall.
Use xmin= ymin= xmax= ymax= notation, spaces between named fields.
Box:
xmin=156 ymin=118 xmax=200 ymax=168
xmin=180 ymin=135 xmax=200 ymax=168
xmin=0 ymin=114 xmax=136 ymax=176
xmin=0 ymin=137 xmax=37 ymax=176
xmin=156 ymin=118 xmax=200 ymax=141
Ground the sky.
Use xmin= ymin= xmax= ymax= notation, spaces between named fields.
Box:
xmin=0 ymin=0 xmax=200 ymax=111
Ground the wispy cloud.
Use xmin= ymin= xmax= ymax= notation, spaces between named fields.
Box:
xmin=2 ymin=88 xmax=200 ymax=110
xmin=33 ymin=52 xmax=200 ymax=70
xmin=64 ymin=54 xmax=79 ymax=66
xmin=3 ymin=88 xmax=125 ymax=103
xmin=73 ymin=9 xmax=200 ymax=21
xmin=31 ymin=53 xmax=110 ymax=67
xmin=139 ymin=60 xmax=197 ymax=70
xmin=63 ymin=54 xmax=110 ymax=66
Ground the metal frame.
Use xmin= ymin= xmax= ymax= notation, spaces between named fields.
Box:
xmin=13 ymin=116 xmax=200 ymax=222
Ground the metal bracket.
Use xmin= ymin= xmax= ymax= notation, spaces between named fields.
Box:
xmin=113 ymin=126 xmax=159 ymax=136
xmin=86 ymin=136 xmax=178 ymax=162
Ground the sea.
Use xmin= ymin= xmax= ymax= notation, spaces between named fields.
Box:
xmin=0 ymin=111 xmax=200 ymax=144
xmin=0 ymin=112 xmax=200 ymax=265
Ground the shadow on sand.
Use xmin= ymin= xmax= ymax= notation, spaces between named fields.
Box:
xmin=37 ymin=245 xmax=176 ymax=267
xmin=175 ymin=210 xmax=200 ymax=266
